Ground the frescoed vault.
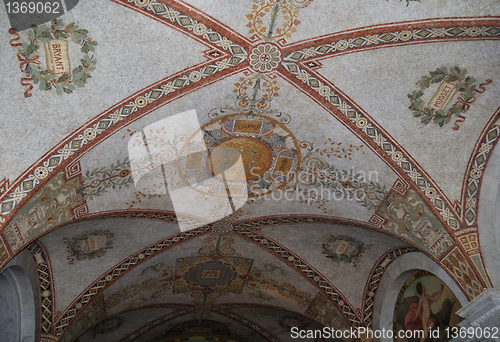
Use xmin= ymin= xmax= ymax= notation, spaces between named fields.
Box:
xmin=1 ymin=0 xmax=500 ymax=341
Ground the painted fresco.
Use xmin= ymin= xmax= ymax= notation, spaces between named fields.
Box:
xmin=1 ymin=0 xmax=499 ymax=341
xmin=377 ymin=190 xmax=453 ymax=258
xmin=3 ymin=171 xmax=84 ymax=252
xmin=394 ymin=270 xmax=463 ymax=342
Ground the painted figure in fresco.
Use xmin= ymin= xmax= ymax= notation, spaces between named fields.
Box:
xmin=412 ymin=283 xmax=444 ymax=342
xmin=397 ymin=282 xmax=455 ymax=342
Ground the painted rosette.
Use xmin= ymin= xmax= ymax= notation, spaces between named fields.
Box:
xmin=249 ymin=44 xmax=282 ymax=73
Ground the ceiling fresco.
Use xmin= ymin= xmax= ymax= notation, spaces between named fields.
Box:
xmin=0 ymin=0 xmax=499 ymax=341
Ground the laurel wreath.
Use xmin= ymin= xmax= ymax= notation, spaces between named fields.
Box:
xmin=322 ymin=235 xmax=365 ymax=263
xmin=19 ymin=19 xmax=97 ymax=94
xmin=407 ymin=66 xmax=477 ymax=127
xmin=68 ymin=230 xmax=113 ymax=261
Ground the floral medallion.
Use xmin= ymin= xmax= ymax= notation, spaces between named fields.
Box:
xmin=249 ymin=43 xmax=282 ymax=73
xmin=178 ymin=113 xmax=300 ymax=197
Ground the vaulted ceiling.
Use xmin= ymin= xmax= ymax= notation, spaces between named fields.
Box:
xmin=1 ymin=0 xmax=499 ymax=341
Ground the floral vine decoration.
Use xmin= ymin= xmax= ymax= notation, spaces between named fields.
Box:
xmin=246 ymin=0 xmax=313 ymax=41
xmin=408 ymin=66 xmax=491 ymax=128
xmin=18 ymin=19 xmax=97 ymax=95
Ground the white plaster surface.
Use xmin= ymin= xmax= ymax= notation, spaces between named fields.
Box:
xmin=0 ymin=273 xmax=20 ymax=342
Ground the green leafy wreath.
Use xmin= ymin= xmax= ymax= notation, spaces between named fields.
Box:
xmin=68 ymin=230 xmax=114 ymax=261
xmin=407 ymin=67 xmax=477 ymax=127
xmin=322 ymin=235 xmax=365 ymax=263
xmin=20 ymin=19 xmax=97 ymax=94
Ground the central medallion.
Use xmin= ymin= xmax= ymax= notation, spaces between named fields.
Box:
xmin=186 ymin=262 xmax=236 ymax=286
xmin=209 ymin=136 xmax=273 ymax=181
xmin=249 ymin=43 xmax=282 ymax=73
xmin=178 ymin=113 xmax=300 ymax=198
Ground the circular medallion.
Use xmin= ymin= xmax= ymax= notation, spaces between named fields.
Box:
xmin=185 ymin=262 xmax=236 ymax=286
xmin=209 ymin=136 xmax=273 ymax=181
xmin=249 ymin=43 xmax=282 ymax=73
xmin=178 ymin=113 xmax=300 ymax=198
xmin=212 ymin=221 xmax=233 ymax=233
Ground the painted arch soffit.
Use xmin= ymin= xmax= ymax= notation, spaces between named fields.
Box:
xmin=2 ymin=8 xmax=500 ymax=232
xmin=54 ymin=230 xmax=355 ymax=341
xmin=181 ymin=0 xmax=500 ymax=46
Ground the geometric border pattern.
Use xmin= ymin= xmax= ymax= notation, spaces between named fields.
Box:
xmin=463 ymin=124 xmax=500 ymax=226
xmin=117 ymin=308 xmax=194 ymax=342
xmin=362 ymin=247 xmax=418 ymax=327
xmin=27 ymin=241 xmax=54 ymax=334
xmin=281 ymin=60 xmax=464 ymax=230
xmin=284 ymin=26 xmax=500 ymax=62
xmin=54 ymin=225 xmax=211 ymax=337
xmin=232 ymin=226 xmax=361 ymax=329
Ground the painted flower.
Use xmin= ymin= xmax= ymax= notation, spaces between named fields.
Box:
xmin=249 ymin=44 xmax=281 ymax=72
